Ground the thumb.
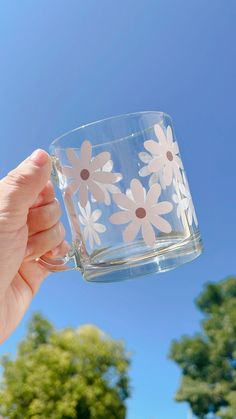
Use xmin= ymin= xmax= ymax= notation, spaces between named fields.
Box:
xmin=0 ymin=149 xmax=52 ymax=230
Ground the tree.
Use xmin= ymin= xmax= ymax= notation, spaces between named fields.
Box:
xmin=169 ymin=277 xmax=236 ymax=418
xmin=0 ymin=314 xmax=131 ymax=419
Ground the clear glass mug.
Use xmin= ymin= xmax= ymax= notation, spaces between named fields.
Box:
xmin=39 ymin=112 xmax=202 ymax=282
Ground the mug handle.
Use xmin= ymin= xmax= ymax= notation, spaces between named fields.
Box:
xmin=37 ymin=158 xmax=84 ymax=272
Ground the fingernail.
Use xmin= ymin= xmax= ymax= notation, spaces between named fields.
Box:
xmin=30 ymin=149 xmax=49 ymax=167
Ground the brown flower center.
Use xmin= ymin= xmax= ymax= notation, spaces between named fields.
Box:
xmin=135 ymin=207 xmax=146 ymax=219
xmin=80 ymin=169 xmax=90 ymax=180
xmin=166 ymin=151 xmax=173 ymax=161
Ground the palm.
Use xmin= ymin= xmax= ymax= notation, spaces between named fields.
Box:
xmin=2 ymin=264 xmax=49 ymax=343
xmin=0 ymin=178 xmax=64 ymax=344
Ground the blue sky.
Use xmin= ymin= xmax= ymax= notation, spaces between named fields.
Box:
xmin=0 ymin=1 xmax=236 ymax=418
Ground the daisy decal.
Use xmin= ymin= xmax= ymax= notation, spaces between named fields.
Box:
xmin=172 ymin=176 xmax=198 ymax=227
xmin=109 ymin=179 xmax=173 ymax=246
xmin=62 ymin=140 xmax=121 ymax=207
xmin=143 ymin=124 xmax=183 ymax=189
xmin=78 ymin=202 xmax=106 ymax=249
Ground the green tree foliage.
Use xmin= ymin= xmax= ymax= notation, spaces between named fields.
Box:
xmin=169 ymin=277 xmax=236 ymax=418
xmin=0 ymin=314 xmax=131 ymax=419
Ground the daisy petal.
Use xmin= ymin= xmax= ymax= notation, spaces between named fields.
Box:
xmin=177 ymin=206 xmax=182 ymax=219
xmin=90 ymin=152 xmax=110 ymax=171
xmin=89 ymin=180 xmax=105 ymax=203
xmin=149 ymin=172 xmax=159 ymax=187
xmin=150 ymin=214 xmax=172 ymax=233
xmin=172 ymin=194 xmax=179 ymax=204
xmin=88 ymin=231 xmax=94 ymax=249
xmin=126 ymin=188 xmax=133 ymax=200
xmin=148 ymin=156 xmax=164 ymax=173
xmin=187 ymin=207 xmax=193 ymax=226
xmin=139 ymin=151 xmax=152 ymax=163
xmin=143 ymin=187 xmax=147 ymax=200
xmin=91 ymin=209 xmax=102 ymax=222
xmin=141 ymin=221 xmax=156 ymax=246
xmin=173 ymin=178 xmax=179 ymax=191
xmin=104 ymin=190 xmax=111 ymax=205
xmin=114 ymin=173 xmax=123 ymax=183
xmin=139 ymin=165 xmax=150 ymax=177
xmin=181 ymin=198 xmax=189 ymax=211
xmin=66 ymin=148 xmax=81 ymax=168
xmin=163 ymin=165 xmax=173 ymax=186
xmin=113 ymin=193 xmax=135 ymax=210
xmin=173 ymin=141 xmax=179 ymax=155
xmin=103 ymin=159 xmax=113 ymax=172
xmin=178 ymin=182 xmax=187 ymax=196
xmin=144 ymin=140 xmax=163 ymax=156
xmin=94 ymin=223 xmax=106 ymax=233
xmin=92 ymin=171 xmax=118 ymax=184
xmin=109 ymin=211 xmax=133 ymax=225
xmin=96 ymin=184 xmax=109 ymax=203
xmin=151 ymin=201 xmax=173 ymax=215
xmin=78 ymin=203 xmax=87 ymax=218
xmin=173 ymin=165 xmax=183 ymax=183
xmin=81 ymin=140 xmax=92 ymax=162
xmin=69 ymin=181 xmax=79 ymax=194
xmin=130 ymin=179 xmax=145 ymax=205
xmin=85 ymin=201 xmax=91 ymax=216
xmin=146 ymin=183 xmax=161 ymax=207
xmin=123 ymin=221 xmax=141 ymax=242
xmin=93 ymin=230 xmax=101 ymax=246
xmin=159 ymin=172 xmax=166 ymax=190
xmin=175 ymin=155 xmax=184 ymax=170
xmin=154 ymin=124 xmax=167 ymax=145
xmin=166 ymin=126 xmax=174 ymax=146
xmin=79 ymin=183 xmax=89 ymax=208
xmin=106 ymin=184 xmax=120 ymax=193
xmin=182 ymin=173 xmax=190 ymax=189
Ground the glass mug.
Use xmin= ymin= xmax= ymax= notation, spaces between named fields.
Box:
xmin=39 ymin=111 xmax=202 ymax=282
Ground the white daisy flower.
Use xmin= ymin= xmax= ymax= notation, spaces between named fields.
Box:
xmin=62 ymin=140 xmax=122 ymax=208
xmin=143 ymin=124 xmax=183 ymax=189
xmin=110 ymin=179 xmax=173 ymax=246
xmin=78 ymin=202 xmax=106 ymax=249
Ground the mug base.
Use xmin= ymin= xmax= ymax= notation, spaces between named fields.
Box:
xmin=81 ymin=232 xmax=203 ymax=283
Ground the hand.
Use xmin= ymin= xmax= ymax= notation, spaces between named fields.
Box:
xmin=0 ymin=150 xmax=66 ymax=343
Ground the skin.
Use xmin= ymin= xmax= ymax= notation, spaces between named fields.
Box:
xmin=0 ymin=150 xmax=67 ymax=344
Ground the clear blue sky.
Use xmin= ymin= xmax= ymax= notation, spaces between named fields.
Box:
xmin=0 ymin=1 xmax=236 ymax=418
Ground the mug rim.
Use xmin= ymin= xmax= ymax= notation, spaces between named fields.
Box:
xmin=50 ymin=110 xmax=172 ymax=149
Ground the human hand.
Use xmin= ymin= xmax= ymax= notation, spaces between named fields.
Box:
xmin=0 ymin=150 xmax=66 ymax=343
